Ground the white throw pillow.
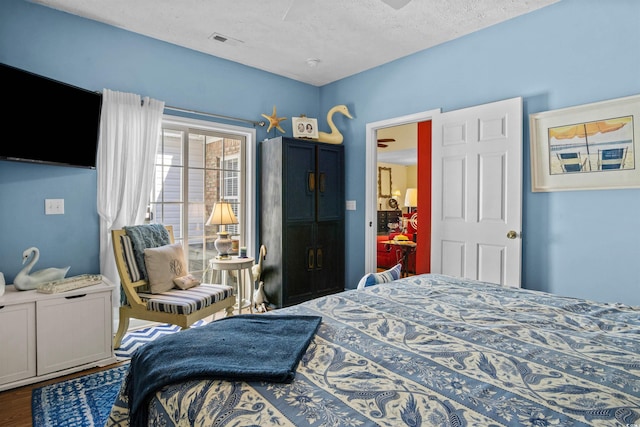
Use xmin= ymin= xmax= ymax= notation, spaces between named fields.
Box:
xmin=144 ymin=243 xmax=188 ymax=294
xmin=173 ymin=274 xmax=201 ymax=290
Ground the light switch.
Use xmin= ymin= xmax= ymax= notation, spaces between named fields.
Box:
xmin=346 ymin=200 xmax=356 ymax=211
xmin=45 ymin=199 xmax=65 ymax=215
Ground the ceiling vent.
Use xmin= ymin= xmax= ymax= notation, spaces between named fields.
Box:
xmin=208 ymin=32 xmax=244 ymax=46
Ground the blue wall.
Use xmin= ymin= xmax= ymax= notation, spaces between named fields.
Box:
xmin=1 ymin=0 xmax=638 ymax=305
xmin=321 ymin=0 xmax=640 ymax=305
xmin=0 ymin=0 xmax=319 ymax=283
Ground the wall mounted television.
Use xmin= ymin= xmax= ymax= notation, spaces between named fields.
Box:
xmin=0 ymin=63 xmax=102 ymax=169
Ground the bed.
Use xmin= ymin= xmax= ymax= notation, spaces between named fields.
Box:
xmin=106 ymin=274 xmax=640 ymax=426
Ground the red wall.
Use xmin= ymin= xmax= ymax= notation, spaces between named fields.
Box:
xmin=416 ymin=120 xmax=431 ymax=273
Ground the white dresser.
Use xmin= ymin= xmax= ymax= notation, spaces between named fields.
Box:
xmin=0 ymin=277 xmax=116 ymax=391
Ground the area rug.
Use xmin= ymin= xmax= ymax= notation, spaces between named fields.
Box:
xmin=32 ymin=364 xmax=128 ymax=427
xmin=114 ymin=319 xmax=207 ymax=360
xmin=31 ymin=321 xmax=208 ymax=426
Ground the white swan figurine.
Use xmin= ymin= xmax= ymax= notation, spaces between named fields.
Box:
xmin=252 ymin=245 xmax=269 ymax=313
xmin=13 ymin=247 xmax=70 ymax=291
xmin=314 ymin=104 xmax=353 ymax=145
xmin=253 ymin=281 xmax=268 ymax=313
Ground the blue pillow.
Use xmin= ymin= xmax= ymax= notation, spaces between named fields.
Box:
xmin=357 ymin=264 xmax=402 ymax=289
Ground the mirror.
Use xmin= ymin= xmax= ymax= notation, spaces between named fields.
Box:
xmin=378 ymin=167 xmax=392 ymax=198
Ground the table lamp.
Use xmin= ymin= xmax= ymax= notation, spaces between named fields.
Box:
xmin=404 ymin=188 xmax=417 ymax=213
xmin=206 ymin=201 xmax=238 ymax=259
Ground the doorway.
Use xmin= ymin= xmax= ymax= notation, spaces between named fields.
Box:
xmin=365 ymin=97 xmax=523 ymax=286
xmin=365 ymin=109 xmax=440 ymax=274
xmin=375 ymin=123 xmax=420 ymax=275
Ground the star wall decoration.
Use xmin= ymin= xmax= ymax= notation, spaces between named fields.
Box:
xmin=261 ymin=105 xmax=287 ymax=133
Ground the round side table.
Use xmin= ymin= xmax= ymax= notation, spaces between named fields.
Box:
xmin=208 ymin=256 xmax=254 ymax=314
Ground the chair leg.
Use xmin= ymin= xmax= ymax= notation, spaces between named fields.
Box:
xmin=224 ymin=304 xmax=234 ymax=317
xmin=113 ymin=311 xmax=131 ymax=349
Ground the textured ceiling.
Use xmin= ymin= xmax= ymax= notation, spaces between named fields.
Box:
xmin=29 ymin=0 xmax=559 ymax=86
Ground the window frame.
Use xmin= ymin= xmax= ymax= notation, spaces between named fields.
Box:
xmin=155 ymin=115 xmax=256 ymax=274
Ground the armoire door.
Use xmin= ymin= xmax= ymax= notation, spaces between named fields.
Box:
xmin=314 ymin=221 xmax=344 ymax=296
xmin=285 ymin=141 xmax=315 ymax=222
xmin=317 ymin=145 xmax=344 ymax=221
xmin=283 ymin=222 xmax=315 ymax=306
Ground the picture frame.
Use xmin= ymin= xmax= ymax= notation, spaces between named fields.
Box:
xmin=292 ymin=117 xmax=319 ymax=139
xmin=530 ymin=94 xmax=640 ymax=192
xmin=378 ymin=166 xmax=392 ymax=198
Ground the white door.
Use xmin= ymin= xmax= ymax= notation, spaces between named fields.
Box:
xmin=431 ymin=97 xmax=522 ymax=287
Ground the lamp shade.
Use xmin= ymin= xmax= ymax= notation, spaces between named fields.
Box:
xmin=404 ymin=188 xmax=417 ymax=207
xmin=206 ymin=201 xmax=238 ymax=226
xmin=207 ymin=201 xmax=238 ymax=259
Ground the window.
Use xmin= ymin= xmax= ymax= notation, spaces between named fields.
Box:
xmin=148 ymin=115 xmax=256 ymax=278
xmin=222 ymin=157 xmax=240 ymax=236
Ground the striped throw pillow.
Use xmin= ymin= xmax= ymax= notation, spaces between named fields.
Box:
xmin=357 ymin=263 xmax=402 ymax=289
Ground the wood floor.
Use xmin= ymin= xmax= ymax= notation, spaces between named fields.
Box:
xmin=0 ymin=361 xmax=128 ymax=427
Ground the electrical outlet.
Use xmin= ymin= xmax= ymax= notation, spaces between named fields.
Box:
xmin=45 ymin=199 xmax=64 ymax=215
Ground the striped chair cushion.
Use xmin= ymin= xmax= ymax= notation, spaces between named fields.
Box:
xmin=138 ymin=283 xmax=234 ymax=315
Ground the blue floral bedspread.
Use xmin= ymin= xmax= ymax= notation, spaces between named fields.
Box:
xmin=106 ymin=274 xmax=640 ymax=426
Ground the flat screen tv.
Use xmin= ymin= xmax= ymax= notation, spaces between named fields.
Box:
xmin=0 ymin=63 xmax=102 ymax=169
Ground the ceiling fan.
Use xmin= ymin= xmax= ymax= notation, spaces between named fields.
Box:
xmin=380 ymin=0 xmax=412 ymax=10
xmin=377 ymin=138 xmax=396 ymax=148
xmin=283 ymin=0 xmax=411 ymax=20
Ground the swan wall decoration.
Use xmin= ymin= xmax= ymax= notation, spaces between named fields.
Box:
xmin=13 ymin=247 xmax=70 ymax=291
xmin=313 ymin=104 xmax=353 ymax=145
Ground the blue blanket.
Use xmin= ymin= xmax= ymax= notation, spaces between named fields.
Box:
xmin=126 ymin=314 xmax=322 ymax=427
xmin=123 ymin=224 xmax=170 ymax=280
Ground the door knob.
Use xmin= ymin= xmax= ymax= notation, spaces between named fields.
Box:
xmin=506 ymin=230 xmax=518 ymax=239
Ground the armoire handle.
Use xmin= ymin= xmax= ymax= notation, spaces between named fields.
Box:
xmin=307 ymin=248 xmax=315 ymax=269
xmin=319 ymin=173 xmax=326 ymax=193
xmin=316 ymin=248 xmax=323 ymax=269
xmin=308 ymin=171 xmax=315 ymax=192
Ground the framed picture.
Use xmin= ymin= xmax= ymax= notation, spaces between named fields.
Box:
xmin=292 ymin=117 xmax=319 ymax=139
xmin=530 ymin=94 xmax=640 ymax=192
xmin=378 ymin=166 xmax=392 ymax=198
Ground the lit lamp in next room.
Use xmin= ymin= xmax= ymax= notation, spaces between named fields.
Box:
xmin=404 ymin=188 xmax=417 ymax=213
xmin=206 ymin=201 xmax=238 ymax=259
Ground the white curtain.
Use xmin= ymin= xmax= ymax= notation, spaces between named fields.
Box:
xmin=96 ymin=89 xmax=165 ymax=304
